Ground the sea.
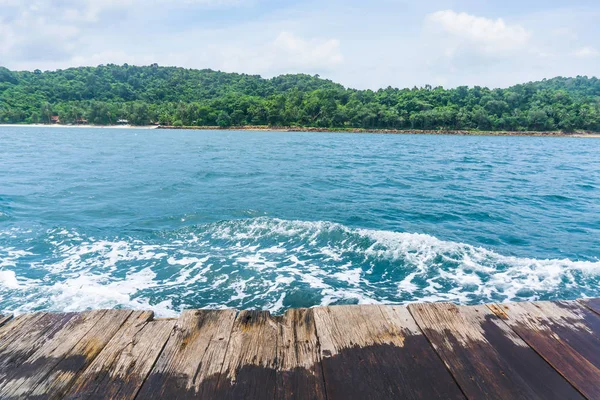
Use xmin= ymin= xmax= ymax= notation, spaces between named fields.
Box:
xmin=0 ymin=127 xmax=599 ymax=316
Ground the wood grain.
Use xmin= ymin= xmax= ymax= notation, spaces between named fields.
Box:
xmin=28 ymin=310 xmax=136 ymax=400
xmin=579 ymin=298 xmax=600 ymax=316
xmin=62 ymin=311 xmax=175 ymax=400
xmin=0 ymin=312 xmax=80 ymax=381
xmin=314 ymin=304 xmax=464 ymax=400
xmin=0 ymin=310 xmax=108 ymax=398
xmin=136 ymin=309 xmax=237 ymax=399
xmin=413 ymin=302 xmax=583 ymax=399
xmin=491 ymin=301 xmax=600 ymax=398
xmin=276 ymin=308 xmax=326 ymax=400
xmin=3 ymin=300 xmax=600 ymax=399
xmin=212 ymin=310 xmax=279 ymax=400
xmin=0 ymin=312 xmax=46 ymax=347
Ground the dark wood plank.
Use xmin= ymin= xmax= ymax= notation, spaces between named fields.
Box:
xmin=276 ymin=308 xmax=326 ymax=400
xmin=0 ymin=315 xmax=12 ymax=328
xmin=1 ymin=301 xmax=596 ymax=399
xmin=28 ymin=310 xmax=138 ymax=399
xmin=313 ymin=305 xmax=464 ymax=400
xmin=490 ymin=301 xmax=600 ymax=399
xmin=410 ymin=302 xmax=583 ymax=400
xmin=0 ymin=310 xmax=108 ymax=398
xmin=136 ymin=309 xmax=237 ymax=399
xmin=579 ymin=298 xmax=600 ymax=316
xmin=211 ymin=310 xmax=279 ymax=400
xmin=63 ymin=312 xmax=174 ymax=400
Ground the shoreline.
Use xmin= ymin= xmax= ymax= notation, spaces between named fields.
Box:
xmin=2 ymin=123 xmax=599 ymax=137
xmin=162 ymin=125 xmax=600 ymax=137
xmin=0 ymin=123 xmax=158 ymax=130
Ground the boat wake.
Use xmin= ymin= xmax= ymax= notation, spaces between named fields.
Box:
xmin=1 ymin=218 xmax=599 ymax=316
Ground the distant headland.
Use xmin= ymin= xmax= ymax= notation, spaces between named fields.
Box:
xmin=1 ymin=64 xmax=599 ymax=134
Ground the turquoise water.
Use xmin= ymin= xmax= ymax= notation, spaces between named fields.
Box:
xmin=1 ymin=127 xmax=599 ymax=316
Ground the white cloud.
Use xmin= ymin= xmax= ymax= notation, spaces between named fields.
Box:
xmin=81 ymin=0 xmax=252 ymax=18
xmin=273 ymin=32 xmax=343 ymax=70
xmin=1 ymin=1 xmax=600 ymax=90
xmin=0 ymin=21 xmax=15 ymax=54
xmin=0 ymin=0 xmax=260 ymax=65
xmin=213 ymin=31 xmax=343 ymax=76
xmin=552 ymin=27 xmax=578 ymax=39
xmin=427 ymin=10 xmax=531 ymax=54
xmin=0 ymin=2 xmax=85 ymax=62
xmin=572 ymin=46 xmax=599 ymax=58
xmin=70 ymin=51 xmax=158 ymax=67
xmin=14 ymin=30 xmax=343 ymax=79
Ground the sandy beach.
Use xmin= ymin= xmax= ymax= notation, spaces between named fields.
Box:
xmin=0 ymin=124 xmax=158 ymax=130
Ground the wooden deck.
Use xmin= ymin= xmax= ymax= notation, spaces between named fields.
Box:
xmin=1 ymin=300 xmax=600 ymax=399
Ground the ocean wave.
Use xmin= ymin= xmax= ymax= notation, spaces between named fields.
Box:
xmin=1 ymin=217 xmax=599 ymax=316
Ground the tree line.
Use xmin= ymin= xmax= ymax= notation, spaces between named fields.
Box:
xmin=1 ymin=64 xmax=599 ymax=131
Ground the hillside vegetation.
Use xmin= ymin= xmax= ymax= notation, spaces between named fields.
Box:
xmin=1 ymin=64 xmax=599 ymax=131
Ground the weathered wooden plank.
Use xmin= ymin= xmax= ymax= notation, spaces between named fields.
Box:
xmin=0 ymin=310 xmax=108 ymax=398
xmin=276 ymin=308 xmax=326 ymax=400
xmin=0 ymin=301 xmax=597 ymax=399
xmin=0 ymin=312 xmax=81 ymax=381
xmin=314 ymin=304 xmax=464 ymax=400
xmin=410 ymin=302 xmax=583 ymax=400
xmin=27 ymin=310 xmax=137 ymax=400
xmin=490 ymin=301 xmax=600 ymax=399
xmin=579 ymin=298 xmax=600 ymax=316
xmin=136 ymin=309 xmax=237 ymax=399
xmin=210 ymin=310 xmax=279 ymax=399
xmin=63 ymin=312 xmax=174 ymax=400
xmin=0 ymin=313 xmax=46 ymax=347
xmin=0 ymin=314 xmax=12 ymax=328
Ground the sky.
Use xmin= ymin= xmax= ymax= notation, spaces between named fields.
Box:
xmin=0 ymin=0 xmax=598 ymax=89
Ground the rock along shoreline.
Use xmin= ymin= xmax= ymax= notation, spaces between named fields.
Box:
xmin=2 ymin=123 xmax=598 ymax=137
xmin=157 ymin=125 xmax=599 ymax=137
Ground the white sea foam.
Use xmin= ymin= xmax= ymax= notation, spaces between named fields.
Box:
xmin=0 ymin=270 xmax=21 ymax=289
xmin=1 ymin=218 xmax=599 ymax=316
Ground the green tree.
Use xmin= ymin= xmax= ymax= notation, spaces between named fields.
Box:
xmin=216 ymin=111 xmax=231 ymax=127
xmin=0 ymin=65 xmax=598 ymax=131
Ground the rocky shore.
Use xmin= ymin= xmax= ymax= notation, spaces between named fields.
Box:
xmin=157 ymin=125 xmax=597 ymax=137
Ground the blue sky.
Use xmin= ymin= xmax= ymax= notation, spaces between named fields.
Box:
xmin=0 ymin=0 xmax=598 ymax=89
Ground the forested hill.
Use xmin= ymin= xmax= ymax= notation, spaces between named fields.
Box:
xmin=1 ymin=64 xmax=600 ymax=131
